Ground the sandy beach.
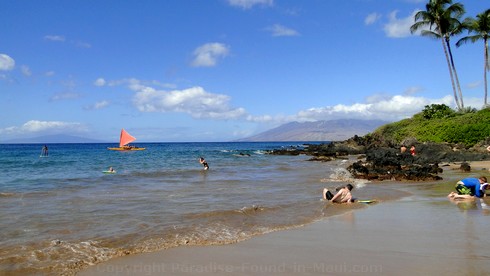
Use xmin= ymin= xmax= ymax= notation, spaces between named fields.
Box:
xmin=79 ymin=161 xmax=490 ymax=276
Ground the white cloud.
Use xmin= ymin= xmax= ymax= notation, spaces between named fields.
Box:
xmin=84 ymin=100 xmax=109 ymax=110
xmin=131 ymin=84 xmax=247 ymax=119
xmin=293 ymin=95 xmax=454 ymax=122
xmin=92 ymin=78 xmax=247 ymax=120
xmin=94 ymin=78 xmax=106 ymax=86
xmin=383 ymin=10 xmax=418 ymax=38
xmin=246 ymin=114 xmax=275 ymax=123
xmin=45 ymin=71 xmax=55 ymax=77
xmin=0 ymin=54 xmax=15 ymax=71
xmin=191 ymin=43 xmax=230 ymax=67
xmin=0 ymin=120 xmax=86 ymax=134
xmin=95 ymin=77 xmax=176 ymax=89
xmin=75 ymin=41 xmax=91 ymax=48
xmin=44 ymin=35 xmax=90 ymax=48
xmin=265 ymin=24 xmax=300 ymax=37
xmin=50 ymin=92 xmax=81 ymax=101
xmin=228 ymin=0 xmax=273 ymax=9
xmin=403 ymin=86 xmax=423 ymax=95
xmin=464 ymin=97 xmax=488 ymax=109
xmin=94 ymin=100 xmax=109 ymax=109
xmin=365 ymin=12 xmax=381 ymax=25
xmin=85 ymin=77 xmax=467 ymax=128
xmin=467 ymin=80 xmax=481 ymax=89
xmin=44 ymin=35 xmax=66 ymax=42
xmin=21 ymin=65 xmax=32 ymax=76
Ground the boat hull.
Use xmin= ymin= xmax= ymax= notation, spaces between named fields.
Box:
xmin=107 ymin=147 xmax=146 ymax=151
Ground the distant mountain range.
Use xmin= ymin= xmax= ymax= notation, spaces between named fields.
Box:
xmin=236 ymin=119 xmax=387 ymax=142
xmin=1 ymin=119 xmax=387 ymax=143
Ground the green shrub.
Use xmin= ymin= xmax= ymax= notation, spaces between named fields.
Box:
xmin=422 ymin=104 xmax=456 ymax=119
xmin=372 ymin=108 xmax=490 ymax=147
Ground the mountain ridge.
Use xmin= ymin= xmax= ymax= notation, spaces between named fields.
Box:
xmin=1 ymin=119 xmax=388 ymax=143
xmin=236 ymin=119 xmax=387 ymax=142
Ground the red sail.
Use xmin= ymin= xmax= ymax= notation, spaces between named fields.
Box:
xmin=119 ymin=129 xmax=136 ymax=147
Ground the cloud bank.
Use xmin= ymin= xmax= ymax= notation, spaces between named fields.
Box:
xmin=295 ymin=95 xmax=454 ymax=122
xmin=94 ymin=77 xmax=462 ymax=125
xmin=96 ymin=78 xmax=247 ymax=120
xmin=0 ymin=120 xmax=87 ymax=135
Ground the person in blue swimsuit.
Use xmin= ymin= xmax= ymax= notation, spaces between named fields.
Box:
xmin=448 ymin=176 xmax=488 ymax=199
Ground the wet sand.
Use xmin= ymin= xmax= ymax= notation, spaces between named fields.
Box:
xmin=79 ymin=161 xmax=490 ymax=276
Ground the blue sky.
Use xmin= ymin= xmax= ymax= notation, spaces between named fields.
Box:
xmin=1 ymin=0 xmax=488 ymax=142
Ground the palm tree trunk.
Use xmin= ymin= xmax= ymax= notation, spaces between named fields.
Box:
xmin=445 ymin=37 xmax=464 ymax=109
xmin=484 ymin=38 xmax=489 ymax=107
xmin=441 ymin=37 xmax=461 ymax=110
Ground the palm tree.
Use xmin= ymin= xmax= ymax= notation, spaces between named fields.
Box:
xmin=410 ymin=0 xmax=465 ymax=110
xmin=456 ymin=9 xmax=490 ymax=107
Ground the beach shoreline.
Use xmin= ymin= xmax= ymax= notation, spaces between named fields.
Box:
xmin=78 ymin=160 xmax=490 ymax=276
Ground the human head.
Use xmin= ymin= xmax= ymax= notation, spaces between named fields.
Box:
xmin=346 ymin=184 xmax=354 ymax=191
xmin=479 ymin=176 xmax=488 ymax=189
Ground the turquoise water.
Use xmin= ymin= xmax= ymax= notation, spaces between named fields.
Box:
xmin=0 ymin=142 xmax=387 ymax=275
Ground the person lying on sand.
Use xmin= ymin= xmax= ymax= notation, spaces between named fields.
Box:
xmin=448 ymin=176 xmax=488 ymax=200
xmin=323 ymin=184 xmax=354 ymax=203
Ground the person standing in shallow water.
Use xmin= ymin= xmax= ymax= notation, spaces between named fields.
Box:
xmin=42 ymin=145 xmax=48 ymax=156
xmin=199 ymin=157 xmax=209 ymax=170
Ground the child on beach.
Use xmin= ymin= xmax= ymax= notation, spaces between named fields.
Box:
xmin=448 ymin=176 xmax=488 ymax=200
xmin=323 ymin=184 xmax=354 ymax=203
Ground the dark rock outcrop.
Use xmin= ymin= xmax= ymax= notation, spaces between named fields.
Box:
xmin=347 ymin=148 xmax=442 ymax=181
xmin=268 ymin=136 xmax=490 ymax=181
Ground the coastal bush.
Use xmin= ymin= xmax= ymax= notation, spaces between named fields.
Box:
xmin=373 ymin=108 xmax=490 ymax=147
xmin=422 ymin=104 xmax=456 ymax=119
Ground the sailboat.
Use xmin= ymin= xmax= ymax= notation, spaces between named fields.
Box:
xmin=107 ymin=129 xmax=146 ymax=151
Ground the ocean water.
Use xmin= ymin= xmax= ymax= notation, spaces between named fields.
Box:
xmin=0 ymin=142 xmax=403 ymax=275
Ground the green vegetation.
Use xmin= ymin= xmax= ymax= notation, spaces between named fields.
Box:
xmin=370 ymin=104 xmax=490 ymax=147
